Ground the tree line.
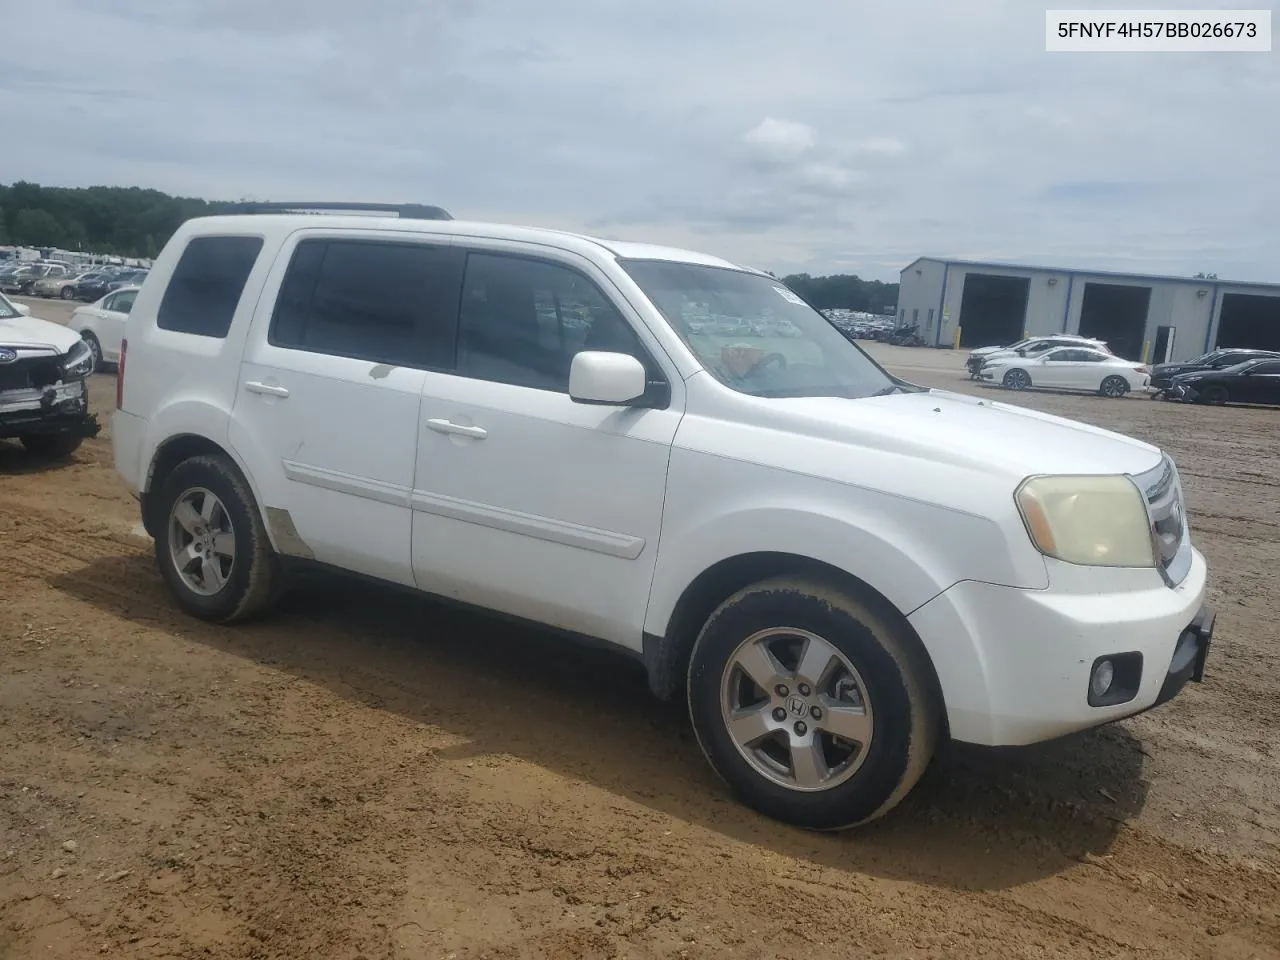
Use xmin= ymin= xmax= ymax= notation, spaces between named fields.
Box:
xmin=1 ymin=182 xmax=898 ymax=308
xmin=0 ymin=181 xmax=230 ymax=259
xmin=778 ymin=273 xmax=898 ymax=314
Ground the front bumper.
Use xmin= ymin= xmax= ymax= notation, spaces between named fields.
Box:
xmin=0 ymin=380 xmax=101 ymax=440
xmin=907 ymin=548 xmax=1210 ymax=746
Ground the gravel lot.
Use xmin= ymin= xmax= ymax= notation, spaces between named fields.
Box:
xmin=2 ymin=296 xmax=1278 ymax=959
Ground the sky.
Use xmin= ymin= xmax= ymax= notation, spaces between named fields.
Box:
xmin=1 ymin=0 xmax=1276 ymax=282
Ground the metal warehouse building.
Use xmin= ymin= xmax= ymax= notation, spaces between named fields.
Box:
xmin=896 ymin=258 xmax=1280 ymax=364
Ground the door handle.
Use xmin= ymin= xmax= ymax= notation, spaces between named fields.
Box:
xmin=245 ymin=381 xmax=290 ymax=398
xmin=426 ymin=418 xmax=487 ymax=439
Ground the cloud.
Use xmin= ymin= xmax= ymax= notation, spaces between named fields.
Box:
xmin=0 ymin=0 xmax=1275 ymax=282
xmin=742 ymin=118 xmax=817 ymax=165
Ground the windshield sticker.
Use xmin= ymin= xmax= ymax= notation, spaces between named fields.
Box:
xmin=773 ymin=285 xmax=806 ymax=306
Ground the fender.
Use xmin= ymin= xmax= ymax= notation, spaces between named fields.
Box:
xmin=140 ymin=398 xmax=278 ymax=552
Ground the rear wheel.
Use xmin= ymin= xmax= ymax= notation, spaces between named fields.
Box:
xmin=1002 ymin=368 xmax=1031 ymax=390
xmin=154 ymin=455 xmax=281 ymax=623
xmin=687 ymin=576 xmax=939 ymax=831
xmin=21 ymin=433 xmax=83 ymax=459
xmin=1099 ymin=375 xmax=1129 ymax=399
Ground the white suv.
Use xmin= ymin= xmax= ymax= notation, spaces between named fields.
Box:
xmin=112 ymin=206 xmax=1214 ymax=830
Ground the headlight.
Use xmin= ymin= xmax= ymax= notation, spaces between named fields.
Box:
xmin=1015 ymin=474 xmax=1155 ymax=568
xmin=61 ymin=339 xmax=94 ymax=379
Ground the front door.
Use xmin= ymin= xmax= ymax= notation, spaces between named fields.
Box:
xmin=95 ymin=288 xmax=138 ymax=362
xmin=230 ymin=232 xmax=463 ymax=587
xmin=1035 ymin=348 xmax=1080 ymax=387
xmin=411 ymin=247 xmax=681 ymax=649
xmin=1153 ymin=325 xmax=1176 ymax=364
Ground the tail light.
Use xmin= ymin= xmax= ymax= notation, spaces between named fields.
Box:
xmin=116 ymin=338 xmax=127 ymax=409
xmin=1136 ymin=365 xmax=1150 ymax=375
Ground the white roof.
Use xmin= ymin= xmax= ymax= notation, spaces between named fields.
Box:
xmin=183 ymin=214 xmax=748 ymax=271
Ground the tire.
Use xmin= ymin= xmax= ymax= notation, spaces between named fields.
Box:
xmin=81 ymin=332 xmax=103 ymax=372
xmin=154 ymin=454 xmax=281 ymax=623
xmin=20 ymin=433 xmax=83 ymax=459
xmin=1099 ymin=375 xmax=1130 ymax=399
xmin=1002 ymin=368 xmax=1031 ymax=391
xmin=1201 ymin=384 xmax=1229 ymax=405
xmin=687 ymin=576 xmax=940 ymax=831
xmin=61 ymin=287 xmax=76 ymax=300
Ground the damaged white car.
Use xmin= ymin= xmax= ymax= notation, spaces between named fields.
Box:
xmin=0 ymin=291 xmax=101 ymax=457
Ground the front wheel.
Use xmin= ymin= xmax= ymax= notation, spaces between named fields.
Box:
xmin=1201 ymin=384 xmax=1229 ymax=405
xmin=20 ymin=433 xmax=83 ymax=459
xmin=687 ymin=577 xmax=939 ymax=831
xmin=1002 ymin=368 xmax=1031 ymax=391
xmin=1099 ymin=375 xmax=1130 ymax=399
xmin=154 ymin=455 xmax=282 ymax=623
xmin=61 ymin=287 xmax=76 ymax=300
xmin=81 ymin=332 xmax=103 ymax=372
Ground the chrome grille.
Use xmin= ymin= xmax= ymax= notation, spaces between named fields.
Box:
xmin=1135 ymin=455 xmax=1192 ymax=586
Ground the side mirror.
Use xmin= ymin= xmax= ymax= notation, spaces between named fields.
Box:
xmin=569 ymin=351 xmax=648 ymax=405
xmin=14 ymin=302 xmax=31 ymax=316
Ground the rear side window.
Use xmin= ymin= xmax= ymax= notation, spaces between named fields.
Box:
xmin=269 ymin=239 xmax=461 ymax=369
xmin=157 ymin=236 xmax=264 ymax=338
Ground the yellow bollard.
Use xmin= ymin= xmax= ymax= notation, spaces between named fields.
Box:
xmin=1142 ymin=341 xmax=1151 ymax=363
xmin=953 ymin=326 xmax=962 ymax=350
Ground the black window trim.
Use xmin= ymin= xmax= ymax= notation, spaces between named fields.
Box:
xmin=265 ymin=235 xmax=464 ymax=373
xmin=452 ymin=247 xmax=672 ymax=408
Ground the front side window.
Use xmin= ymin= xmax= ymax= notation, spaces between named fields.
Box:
xmin=157 ymin=235 xmax=264 ymax=338
xmin=456 ymin=252 xmax=653 ymax=392
xmin=270 ymin=239 xmax=461 ymax=368
xmin=620 ymin=259 xmax=897 ymax=399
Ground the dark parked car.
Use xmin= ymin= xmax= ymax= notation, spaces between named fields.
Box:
xmin=106 ymin=270 xmax=148 ymax=292
xmin=67 ymin=272 xmax=119 ymax=301
xmin=1149 ymin=348 xmax=1280 ymax=397
xmin=1167 ymin=357 xmax=1280 ymax=407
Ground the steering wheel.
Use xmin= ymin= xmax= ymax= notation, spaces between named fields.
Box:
xmin=742 ymin=351 xmax=787 ymax=378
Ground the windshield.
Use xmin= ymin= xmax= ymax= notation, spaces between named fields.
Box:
xmin=620 ymin=259 xmax=899 ymax=399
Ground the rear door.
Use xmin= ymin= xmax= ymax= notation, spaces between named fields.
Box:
xmin=230 ymin=230 xmax=463 ymax=587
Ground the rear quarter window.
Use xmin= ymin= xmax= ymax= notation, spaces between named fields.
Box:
xmin=156 ymin=235 xmax=264 ymax=338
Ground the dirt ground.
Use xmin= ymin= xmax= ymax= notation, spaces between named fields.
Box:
xmin=3 ymin=300 xmax=1279 ymax=959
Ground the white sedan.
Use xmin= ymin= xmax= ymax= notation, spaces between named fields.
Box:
xmin=979 ymin=345 xmax=1150 ymax=398
xmin=68 ymin=286 xmax=140 ymax=370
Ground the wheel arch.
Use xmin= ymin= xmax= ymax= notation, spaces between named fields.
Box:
xmin=642 ymin=550 xmax=948 ymax=738
xmin=141 ymin=433 xmax=269 ymax=543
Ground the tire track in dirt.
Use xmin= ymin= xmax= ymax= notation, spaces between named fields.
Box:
xmin=3 ymin=495 xmax=1280 ymax=958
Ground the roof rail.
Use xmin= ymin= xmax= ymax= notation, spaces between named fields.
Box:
xmin=223 ymin=201 xmax=453 ymax=221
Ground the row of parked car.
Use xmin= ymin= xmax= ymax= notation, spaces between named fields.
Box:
xmin=0 ymin=260 xmax=149 ymax=302
xmin=966 ymin=334 xmax=1151 ymax=398
xmin=966 ymin=335 xmax=1280 ymax=406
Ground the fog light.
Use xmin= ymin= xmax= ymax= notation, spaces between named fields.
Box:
xmin=1090 ymin=659 xmax=1115 ymax=699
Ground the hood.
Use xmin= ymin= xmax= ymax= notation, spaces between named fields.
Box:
xmin=969 ymin=345 xmax=1011 ymax=357
xmin=1152 ymin=362 xmax=1202 ymax=376
xmin=0 ymin=310 xmax=82 ymax=354
xmin=767 ymin=388 xmax=1163 ymax=478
